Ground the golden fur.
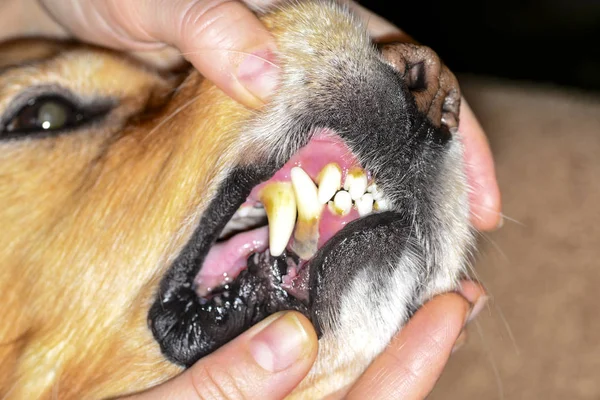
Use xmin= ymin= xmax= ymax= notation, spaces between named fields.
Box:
xmin=0 ymin=3 xmax=382 ymax=398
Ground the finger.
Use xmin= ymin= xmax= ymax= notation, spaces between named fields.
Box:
xmin=453 ymin=280 xmax=488 ymax=352
xmin=125 ymin=311 xmax=318 ymax=400
xmin=459 ymin=99 xmax=503 ymax=231
xmin=346 ymin=293 xmax=470 ymax=400
xmin=40 ymin=0 xmax=279 ymax=108
xmin=458 ymin=279 xmax=488 ymax=322
xmin=452 ymin=329 xmax=468 ymax=353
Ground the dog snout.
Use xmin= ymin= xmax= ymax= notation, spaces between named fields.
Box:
xmin=379 ymin=43 xmax=461 ymax=131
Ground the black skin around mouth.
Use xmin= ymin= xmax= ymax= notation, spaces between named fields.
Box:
xmin=150 ymin=246 xmax=308 ymax=367
xmin=195 ymin=249 xmax=309 ymax=348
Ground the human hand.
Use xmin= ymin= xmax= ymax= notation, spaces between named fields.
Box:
xmin=39 ymin=0 xmax=281 ymax=109
xmin=124 ymin=281 xmax=485 ymax=399
xmin=123 ymin=311 xmax=318 ymax=399
xmin=345 ymin=280 xmax=487 ymax=399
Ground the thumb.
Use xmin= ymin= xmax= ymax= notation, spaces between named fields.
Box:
xmin=125 ymin=311 xmax=318 ymax=400
xmin=40 ymin=0 xmax=280 ymax=108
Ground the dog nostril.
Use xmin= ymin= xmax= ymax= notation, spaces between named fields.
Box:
xmin=379 ymin=42 xmax=461 ymax=130
xmin=406 ymin=62 xmax=427 ymax=91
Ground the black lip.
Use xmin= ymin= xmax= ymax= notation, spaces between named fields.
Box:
xmin=149 ymin=164 xmax=298 ymax=366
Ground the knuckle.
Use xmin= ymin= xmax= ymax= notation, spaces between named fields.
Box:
xmin=178 ymin=0 xmax=242 ymax=50
xmin=190 ymin=361 xmax=246 ymax=400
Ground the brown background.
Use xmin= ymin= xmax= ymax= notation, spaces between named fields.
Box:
xmin=430 ymin=78 xmax=600 ymax=399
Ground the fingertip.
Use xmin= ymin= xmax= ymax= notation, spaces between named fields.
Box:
xmin=248 ymin=311 xmax=317 ymax=373
xmin=457 ymin=280 xmax=488 ymax=324
xmin=472 ymin=178 xmax=503 ymax=232
xmin=170 ymin=1 xmax=280 ymax=108
xmin=348 ymin=293 xmax=469 ymax=399
xmin=458 ymin=280 xmax=487 ymax=304
xmin=458 ymin=99 xmax=503 ymax=231
xmin=419 ymin=292 xmax=471 ymax=327
xmin=235 ymin=47 xmax=280 ymax=106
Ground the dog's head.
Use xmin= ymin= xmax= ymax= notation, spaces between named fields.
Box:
xmin=0 ymin=1 xmax=472 ymax=398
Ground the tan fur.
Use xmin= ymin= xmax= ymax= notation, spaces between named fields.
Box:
xmin=0 ymin=43 xmax=246 ymax=398
xmin=0 ymin=2 xmax=386 ymax=398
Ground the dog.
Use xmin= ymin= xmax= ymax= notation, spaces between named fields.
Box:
xmin=0 ymin=1 xmax=473 ymax=398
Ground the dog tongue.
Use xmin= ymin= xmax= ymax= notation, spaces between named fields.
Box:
xmin=195 ymin=226 xmax=269 ymax=296
xmin=195 ymin=131 xmax=361 ymax=297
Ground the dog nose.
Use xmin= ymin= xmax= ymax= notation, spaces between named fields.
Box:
xmin=379 ymin=43 xmax=461 ymax=132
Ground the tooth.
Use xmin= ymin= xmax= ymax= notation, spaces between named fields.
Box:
xmin=236 ymin=204 xmax=252 ymax=218
xmin=374 ymin=198 xmax=390 ymax=211
xmin=291 ymin=167 xmax=321 ymax=219
xmin=367 ymin=183 xmax=383 ymax=201
xmin=356 ymin=193 xmax=374 ymax=216
xmin=317 ymin=163 xmax=342 ymax=204
xmin=344 ymin=168 xmax=368 ymax=201
xmin=260 ymin=182 xmax=297 ymax=257
xmin=332 ymin=190 xmax=352 ymax=216
xmin=290 ymin=167 xmax=322 ymax=259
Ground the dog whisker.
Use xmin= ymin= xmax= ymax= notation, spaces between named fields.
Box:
xmin=178 ymin=48 xmax=281 ymax=70
xmin=144 ymin=94 xmax=203 ymax=142
xmin=474 ymin=319 xmax=506 ymax=400
xmin=470 ymin=203 xmax=525 ymax=227
xmin=477 ymin=231 xmax=509 ymax=263
xmin=493 ymin=301 xmax=520 ymax=356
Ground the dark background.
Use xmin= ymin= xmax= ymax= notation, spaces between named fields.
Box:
xmin=363 ymin=0 xmax=600 ymax=92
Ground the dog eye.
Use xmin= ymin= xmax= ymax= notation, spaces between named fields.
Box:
xmin=1 ymin=95 xmax=110 ymax=138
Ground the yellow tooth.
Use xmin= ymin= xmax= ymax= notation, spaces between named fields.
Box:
xmin=260 ymin=182 xmax=297 ymax=257
xmin=317 ymin=163 xmax=342 ymax=204
xmin=290 ymin=166 xmax=322 ymax=259
xmin=367 ymin=183 xmax=383 ymax=200
xmin=332 ymin=190 xmax=352 ymax=216
xmin=344 ymin=167 xmax=368 ymax=200
xmin=356 ymin=193 xmax=374 ymax=216
xmin=374 ymin=198 xmax=390 ymax=211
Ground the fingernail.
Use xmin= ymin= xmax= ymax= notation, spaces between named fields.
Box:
xmin=237 ymin=49 xmax=280 ymax=103
xmin=495 ymin=216 xmax=504 ymax=230
xmin=452 ymin=330 xmax=468 ymax=353
xmin=250 ymin=312 xmax=310 ymax=372
xmin=465 ymin=295 xmax=488 ymax=325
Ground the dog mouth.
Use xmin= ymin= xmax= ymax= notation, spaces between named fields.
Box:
xmin=193 ymin=129 xmax=387 ymax=308
xmin=149 ymin=40 xmax=464 ymax=366
xmin=149 ymin=128 xmax=399 ymax=366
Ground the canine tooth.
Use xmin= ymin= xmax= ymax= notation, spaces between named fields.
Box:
xmin=260 ymin=182 xmax=297 ymax=257
xmin=344 ymin=168 xmax=368 ymax=201
xmin=317 ymin=163 xmax=342 ymax=204
xmin=332 ymin=190 xmax=352 ymax=216
xmin=291 ymin=167 xmax=321 ymax=217
xmin=356 ymin=193 xmax=374 ymax=216
xmin=291 ymin=167 xmax=322 ymax=259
